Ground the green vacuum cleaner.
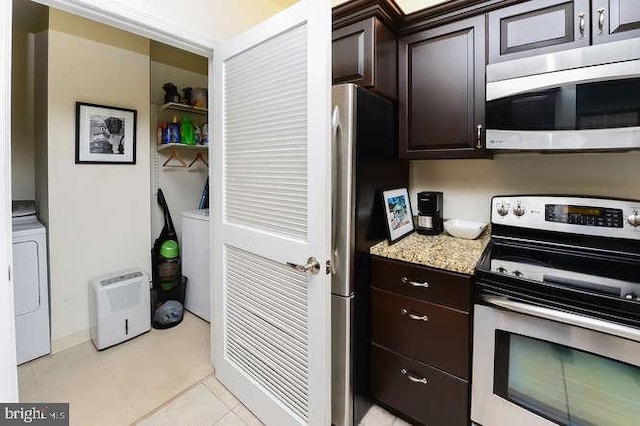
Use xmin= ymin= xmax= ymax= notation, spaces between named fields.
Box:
xmin=151 ymin=189 xmax=187 ymax=329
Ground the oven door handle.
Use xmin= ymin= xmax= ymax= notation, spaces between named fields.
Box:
xmin=481 ymin=295 xmax=640 ymax=343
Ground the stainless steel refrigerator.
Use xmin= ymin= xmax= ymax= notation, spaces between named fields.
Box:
xmin=331 ymin=84 xmax=408 ymax=426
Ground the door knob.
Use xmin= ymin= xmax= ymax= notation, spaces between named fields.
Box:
xmin=286 ymin=257 xmax=321 ymax=275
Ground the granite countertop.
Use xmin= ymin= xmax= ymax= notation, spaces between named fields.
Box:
xmin=370 ymin=227 xmax=491 ymax=275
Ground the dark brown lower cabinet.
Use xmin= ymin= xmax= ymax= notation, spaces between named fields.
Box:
xmin=371 ymin=343 xmax=469 ymax=425
xmin=370 ymin=257 xmax=472 ymax=424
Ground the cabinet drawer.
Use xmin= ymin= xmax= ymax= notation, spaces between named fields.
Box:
xmin=371 ymin=256 xmax=471 ymax=312
xmin=371 ymin=288 xmax=469 ymax=379
xmin=371 ymin=343 xmax=469 ymax=426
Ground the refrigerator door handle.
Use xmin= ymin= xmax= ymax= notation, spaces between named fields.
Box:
xmin=331 ymin=105 xmax=341 ymax=276
xmin=330 ymin=85 xmax=355 ymax=297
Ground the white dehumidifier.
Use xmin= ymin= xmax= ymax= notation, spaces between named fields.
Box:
xmin=89 ymin=269 xmax=151 ymax=350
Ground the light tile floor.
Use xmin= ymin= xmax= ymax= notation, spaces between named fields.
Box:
xmin=358 ymin=404 xmax=412 ymax=426
xmin=18 ymin=311 xmax=411 ymax=425
xmin=18 ymin=312 xmax=214 ymax=425
xmin=138 ymin=377 xmax=408 ymax=426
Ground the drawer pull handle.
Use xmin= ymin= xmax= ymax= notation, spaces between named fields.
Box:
xmin=401 ymin=309 xmax=429 ymax=322
xmin=578 ymin=12 xmax=585 ymax=38
xmin=597 ymin=8 xmax=606 ymax=34
xmin=402 ymin=277 xmax=429 ymax=288
xmin=401 ymin=368 xmax=428 ymax=385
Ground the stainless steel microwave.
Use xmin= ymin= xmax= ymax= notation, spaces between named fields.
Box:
xmin=486 ymin=38 xmax=640 ymax=151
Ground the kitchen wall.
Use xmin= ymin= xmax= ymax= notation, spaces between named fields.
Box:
xmin=410 ymin=152 xmax=640 ymax=222
xmin=46 ymin=9 xmax=152 ymax=351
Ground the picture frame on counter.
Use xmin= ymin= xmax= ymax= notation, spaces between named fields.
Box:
xmin=381 ymin=187 xmax=414 ymax=244
xmin=76 ymin=102 xmax=137 ymax=164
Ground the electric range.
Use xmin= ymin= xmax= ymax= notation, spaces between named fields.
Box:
xmin=471 ymin=195 xmax=640 ymax=426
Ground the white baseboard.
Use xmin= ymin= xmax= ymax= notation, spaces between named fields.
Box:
xmin=51 ymin=328 xmax=90 ymax=353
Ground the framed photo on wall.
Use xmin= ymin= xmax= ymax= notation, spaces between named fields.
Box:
xmin=381 ymin=187 xmax=414 ymax=244
xmin=76 ymin=102 xmax=137 ymax=164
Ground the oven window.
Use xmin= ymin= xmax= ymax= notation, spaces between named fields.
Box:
xmin=494 ymin=331 xmax=640 ymax=425
xmin=487 ymin=77 xmax=640 ymax=131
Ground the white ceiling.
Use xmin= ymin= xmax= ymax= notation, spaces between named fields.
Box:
xmin=393 ymin=0 xmax=449 ymax=14
xmin=330 ymin=0 xmax=450 ymax=14
xmin=273 ymin=0 xmax=451 ymax=15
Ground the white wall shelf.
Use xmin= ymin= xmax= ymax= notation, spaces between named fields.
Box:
xmin=157 ymin=143 xmax=208 ymax=152
xmin=158 ymin=102 xmax=207 ymax=116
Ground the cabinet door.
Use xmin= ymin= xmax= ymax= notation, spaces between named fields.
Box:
xmin=333 ymin=19 xmax=374 ymax=86
xmin=398 ymin=16 xmax=486 ymax=159
xmin=332 ymin=17 xmax=396 ymax=99
xmin=488 ymin=0 xmax=590 ymax=63
xmin=592 ymin=0 xmax=640 ymax=44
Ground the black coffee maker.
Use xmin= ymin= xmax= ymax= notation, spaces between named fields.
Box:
xmin=416 ymin=191 xmax=443 ymax=235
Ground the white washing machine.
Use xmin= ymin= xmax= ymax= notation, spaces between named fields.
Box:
xmin=12 ymin=213 xmax=50 ymax=364
xmin=182 ymin=209 xmax=210 ymax=322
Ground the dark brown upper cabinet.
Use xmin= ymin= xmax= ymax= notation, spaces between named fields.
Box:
xmin=592 ymin=0 xmax=640 ymax=44
xmin=488 ymin=0 xmax=591 ymax=63
xmin=332 ymin=17 xmax=397 ymax=99
xmin=398 ymin=15 xmax=487 ymax=159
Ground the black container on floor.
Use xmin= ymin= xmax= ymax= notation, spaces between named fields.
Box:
xmin=151 ymin=276 xmax=187 ymax=329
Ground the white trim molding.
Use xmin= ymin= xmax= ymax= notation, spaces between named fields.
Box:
xmin=31 ymin=0 xmax=218 ymax=57
xmin=0 ymin=0 xmax=19 ymax=402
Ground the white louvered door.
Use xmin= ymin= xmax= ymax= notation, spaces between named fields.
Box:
xmin=212 ymin=1 xmax=331 ymax=425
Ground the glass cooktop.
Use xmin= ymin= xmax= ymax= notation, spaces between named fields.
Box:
xmin=475 ymin=238 xmax=640 ymax=324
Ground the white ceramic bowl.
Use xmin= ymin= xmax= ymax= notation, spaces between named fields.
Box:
xmin=444 ymin=219 xmax=488 ymax=240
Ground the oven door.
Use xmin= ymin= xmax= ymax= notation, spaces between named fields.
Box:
xmin=472 ymin=295 xmax=640 ymax=426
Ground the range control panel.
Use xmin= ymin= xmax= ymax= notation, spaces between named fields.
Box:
xmin=492 ymin=196 xmax=640 ymax=240
xmin=545 ymin=205 xmax=624 ymax=228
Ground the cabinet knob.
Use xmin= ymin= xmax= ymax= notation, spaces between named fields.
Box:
xmin=476 ymin=124 xmax=483 ymax=149
xmin=578 ymin=12 xmax=586 ymax=38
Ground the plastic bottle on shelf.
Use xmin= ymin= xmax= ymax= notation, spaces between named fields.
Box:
xmin=169 ymin=116 xmax=181 ymax=143
xmin=162 ymin=122 xmax=171 ymax=144
xmin=202 ymin=124 xmax=209 ymax=145
xmin=181 ymin=116 xmax=195 ymax=145
xmin=194 ymin=124 xmax=202 ymax=145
